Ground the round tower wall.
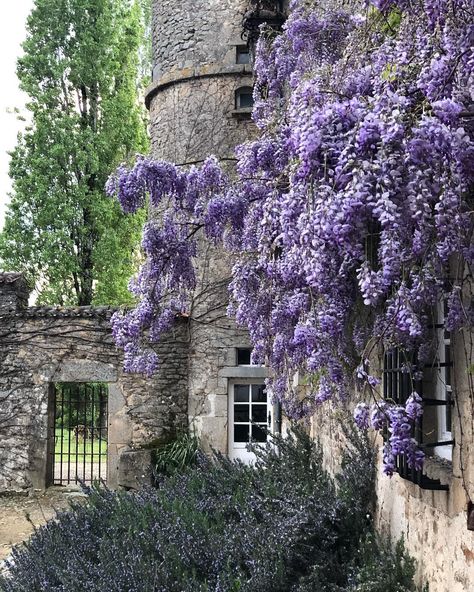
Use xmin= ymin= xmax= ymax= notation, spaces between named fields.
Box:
xmin=147 ymin=0 xmax=255 ymax=163
xmin=149 ymin=74 xmax=255 ymax=163
xmin=151 ymin=0 xmax=248 ymax=81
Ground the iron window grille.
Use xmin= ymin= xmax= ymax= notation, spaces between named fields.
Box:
xmin=383 ymin=304 xmax=454 ymax=490
xmin=242 ymin=1 xmax=286 ymax=47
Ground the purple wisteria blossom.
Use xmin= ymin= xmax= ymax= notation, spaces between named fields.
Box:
xmin=107 ymin=0 xmax=473 ymax=475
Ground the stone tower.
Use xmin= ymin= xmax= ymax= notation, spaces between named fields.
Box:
xmin=145 ymin=0 xmax=256 ymax=165
xmin=144 ymin=1 xmax=281 ymax=457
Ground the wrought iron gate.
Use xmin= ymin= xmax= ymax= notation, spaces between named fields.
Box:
xmin=50 ymin=383 xmax=108 ymax=485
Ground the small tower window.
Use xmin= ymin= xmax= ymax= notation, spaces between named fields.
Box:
xmin=235 ymin=87 xmax=254 ymax=110
xmin=236 ymin=348 xmax=253 ymax=365
xmin=236 ymin=45 xmax=250 ymax=65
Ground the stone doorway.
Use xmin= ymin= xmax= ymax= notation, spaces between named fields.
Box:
xmin=47 ymin=383 xmax=108 ymax=486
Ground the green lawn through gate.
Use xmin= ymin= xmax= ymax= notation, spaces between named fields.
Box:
xmin=55 ymin=429 xmax=107 ymax=463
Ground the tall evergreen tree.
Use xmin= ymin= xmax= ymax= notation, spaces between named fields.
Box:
xmin=0 ymin=0 xmax=148 ymax=305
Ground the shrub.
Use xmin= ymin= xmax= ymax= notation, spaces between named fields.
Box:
xmin=153 ymin=431 xmax=200 ymax=476
xmin=0 ymin=425 xmax=420 ymax=592
xmin=347 ymin=534 xmax=418 ymax=592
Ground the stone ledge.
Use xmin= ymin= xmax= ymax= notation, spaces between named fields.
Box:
xmin=17 ymin=305 xmax=117 ymax=319
xmin=423 ymin=455 xmax=453 ymax=487
xmin=231 ymin=108 xmax=253 ymax=119
xmin=145 ymin=63 xmax=253 ymax=108
xmin=218 ymin=366 xmax=269 ymax=379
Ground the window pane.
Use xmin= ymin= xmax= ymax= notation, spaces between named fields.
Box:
xmin=234 ymin=385 xmax=249 ymax=402
xmin=234 ymin=424 xmax=250 ymax=443
xmin=251 ymin=425 xmax=267 ymax=442
xmin=236 ymin=46 xmax=250 ymax=64
xmin=234 ymin=404 xmax=249 ymax=422
xmin=252 ymin=384 xmax=266 ymax=403
xmin=237 ymin=348 xmax=252 ymax=365
xmin=239 ymin=93 xmax=253 ymax=108
xmin=252 ymin=405 xmax=267 ymax=423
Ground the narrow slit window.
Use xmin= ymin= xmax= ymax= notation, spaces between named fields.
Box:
xmin=237 ymin=348 xmax=252 ymax=366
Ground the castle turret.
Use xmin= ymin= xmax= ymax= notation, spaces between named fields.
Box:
xmin=145 ymin=0 xmax=256 ymax=165
xmin=145 ymin=1 xmax=274 ymax=459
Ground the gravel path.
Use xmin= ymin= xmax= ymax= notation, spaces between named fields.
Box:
xmin=0 ymin=489 xmax=86 ymax=563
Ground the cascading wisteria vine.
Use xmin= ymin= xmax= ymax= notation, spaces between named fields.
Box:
xmin=107 ymin=0 xmax=474 ymax=474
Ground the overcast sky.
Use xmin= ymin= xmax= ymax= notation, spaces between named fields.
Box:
xmin=0 ymin=1 xmax=34 ymax=231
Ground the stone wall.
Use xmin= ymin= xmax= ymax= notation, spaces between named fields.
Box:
xmin=151 ymin=0 xmax=249 ymax=83
xmin=310 ymin=324 xmax=474 ymax=592
xmin=373 ymin=323 xmax=474 ymax=591
xmin=0 ymin=274 xmax=188 ymax=492
xmin=147 ymin=0 xmax=255 ymax=165
xmin=148 ymin=73 xmax=255 ymax=165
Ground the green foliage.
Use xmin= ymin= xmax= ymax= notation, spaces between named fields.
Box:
xmin=54 ymin=383 xmax=106 ymax=427
xmin=0 ymin=424 xmax=422 ymax=592
xmin=348 ymin=534 xmax=418 ymax=592
xmin=55 ymin=430 xmax=107 ymax=460
xmin=0 ymin=0 xmax=149 ymax=305
xmin=153 ymin=431 xmax=200 ymax=476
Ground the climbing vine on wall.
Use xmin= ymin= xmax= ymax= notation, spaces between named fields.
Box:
xmin=107 ymin=0 xmax=474 ymax=474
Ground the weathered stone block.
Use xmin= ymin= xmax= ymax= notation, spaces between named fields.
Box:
xmin=117 ymin=449 xmax=153 ymax=490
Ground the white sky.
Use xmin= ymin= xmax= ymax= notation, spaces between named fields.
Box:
xmin=0 ymin=1 xmax=34 ymax=231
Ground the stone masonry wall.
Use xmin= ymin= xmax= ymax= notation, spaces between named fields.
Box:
xmin=151 ymin=0 xmax=249 ymax=82
xmin=149 ymin=74 xmax=256 ymax=165
xmin=0 ymin=274 xmax=188 ymax=492
xmin=310 ymin=325 xmax=474 ymax=592
xmin=373 ymin=323 xmax=474 ymax=592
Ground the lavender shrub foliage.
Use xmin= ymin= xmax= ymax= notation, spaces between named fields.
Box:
xmin=107 ymin=0 xmax=474 ymax=474
xmin=0 ymin=427 xmax=419 ymax=592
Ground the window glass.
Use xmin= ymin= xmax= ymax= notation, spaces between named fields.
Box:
xmin=252 ymin=405 xmax=267 ymax=423
xmin=236 ymin=45 xmax=250 ymax=64
xmin=252 ymin=384 xmax=266 ymax=402
xmin=252 ymin=425 xmax=267 ymax=442
xmin=239 ymin=92 xmax=253 ymax=108
xmin=234 ymin=405 xmax=250 ymax=422
xmin=235 ymin=87 xmax=254 ymax=110
xmin=237 ymin=348 xmax=252 ymax=365
xmin=234 ymin=425 xmax=250 ymax=443
xmin=234 ymin=384 xmax=249 ymax=402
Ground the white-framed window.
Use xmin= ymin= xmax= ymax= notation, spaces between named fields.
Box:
xmin=228 ymin=380 xmax=275 ymax=463
xmin=432 ymin=297 xmax=453 ymax=461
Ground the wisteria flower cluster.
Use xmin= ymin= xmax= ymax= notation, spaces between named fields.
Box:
xmin=107 ymin=0 xmax=474 ymax=474
xmin=355 ymin=393 xmax=424 ymax=475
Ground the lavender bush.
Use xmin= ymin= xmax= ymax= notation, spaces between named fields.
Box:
xmin=0 ymin=426 xmax=418 ymax=591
